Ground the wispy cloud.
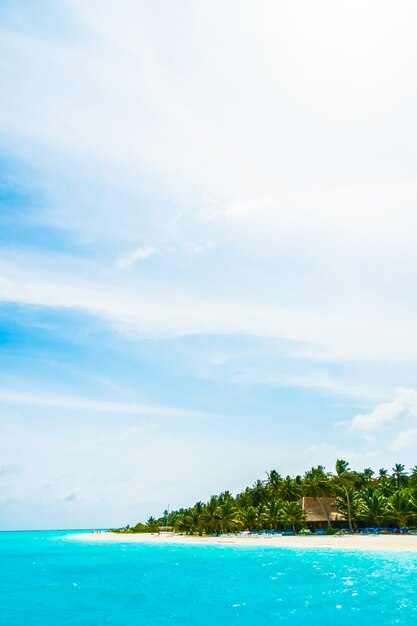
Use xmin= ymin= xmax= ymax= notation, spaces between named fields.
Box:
xmin=2 ymin=250 xmax=417 ymax=364
xmin=0 ymin=389 xmax=212 ymax=419
xmin=182 ymin=242 xmax=215 ymax=256
xmin=230 ymin=369 xmax=386 ymax=402
xmin=116 ymin=246 xmax=155 ymax=270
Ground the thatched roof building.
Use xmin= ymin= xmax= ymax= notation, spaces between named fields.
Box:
xmin=300 ymin=496 xmax=344 ymax=524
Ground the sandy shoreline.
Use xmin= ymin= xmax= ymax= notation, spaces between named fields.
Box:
xmin=69 ymin=532 xmax=417 ymax=552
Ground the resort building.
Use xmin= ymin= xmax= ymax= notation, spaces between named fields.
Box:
xmin=300 ymin=496 xmax=345 ymax=529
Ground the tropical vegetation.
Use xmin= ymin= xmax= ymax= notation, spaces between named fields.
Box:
xmin=113 ymin=461 xmax=417 ymax=535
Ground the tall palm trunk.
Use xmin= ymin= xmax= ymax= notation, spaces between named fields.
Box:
xmin=317 ymin=498 xmax=332 ymax=528
xmin=344 ymin=486 xmax=353 ymax=533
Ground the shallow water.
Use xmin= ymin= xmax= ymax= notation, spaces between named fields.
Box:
xmin=1 ymin=530 xmax=417 ymax=625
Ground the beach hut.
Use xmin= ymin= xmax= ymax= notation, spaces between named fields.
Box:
xmin=300 ymin=496 xmax=345 ymax=530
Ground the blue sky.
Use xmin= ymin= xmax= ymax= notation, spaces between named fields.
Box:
xmin=1 ymin=0 xmax=417 ymax=530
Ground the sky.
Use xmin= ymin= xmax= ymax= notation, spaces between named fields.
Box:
xmin=1 ymin=0 xmax=417 ymax=530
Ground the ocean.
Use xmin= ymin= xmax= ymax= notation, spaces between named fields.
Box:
xmin=1 ymin=530 xmax=416 ymax=625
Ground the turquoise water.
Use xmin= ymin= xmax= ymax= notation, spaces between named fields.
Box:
xmin=1 ymin=531 xmax=417 ymax=625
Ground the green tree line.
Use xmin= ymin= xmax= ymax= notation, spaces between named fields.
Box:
xmin=115 ymin=461 xmax=417 ymax=535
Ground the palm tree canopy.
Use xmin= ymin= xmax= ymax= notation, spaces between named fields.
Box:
xmin=121 ymin=460 xmax=417 ymax=535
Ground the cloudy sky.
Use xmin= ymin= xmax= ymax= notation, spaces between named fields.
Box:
xmin=1 ymin=0 xmax=417 ymax=530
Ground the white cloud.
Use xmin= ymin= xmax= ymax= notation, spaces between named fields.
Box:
xmin=343 ymin=388 xmax=417 ymax=458
xmin=390 ymin=428 xmax=417 ymax=452
xmin=1 ymin=0 xmax=417 ymax=343
xmin=1 ymin=0 xmax=417 ymax=250
xmin=2 ymin=1 xmax=417 ymax=527
xmin=350 ymin=388 xmax=417 ymax=432
xmin=116 ymin=246 xmax=155 ymax=270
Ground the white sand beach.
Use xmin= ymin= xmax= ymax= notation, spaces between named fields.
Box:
xmin=71 ymin=532 xmax=417 ymax=552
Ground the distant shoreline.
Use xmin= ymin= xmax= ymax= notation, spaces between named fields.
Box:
xmin=68 ymin=532 xmax=417 ymax=552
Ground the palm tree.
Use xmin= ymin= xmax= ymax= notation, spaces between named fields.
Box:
xmin=190 ymin=502 xmax=205 ymax=536
xmin=280 ymin=476 xmax=300 ymax=502
xmin=359 ymin=468 xmax=375 ymax=487
xmin=200 ymin=497 xmax=218 ymax=534
xmin=335 ymin=486 xmax=360 ymax=530
xmin=336 ymin=459 xmax=350 ymax=475
xmin=279 ymin=501 xmax=305 ymax=534
xmin=378 ymin=472 xmax=394 ymax=496
xmin=335 ymin=459 xmax=355 ymax=532
xmin=174 ymin=512 xmax=195 ymax=534
xmin=265 ymin=469 xmax=283 ymax=499
xmin=217 ymin=490 xmax=233 ymax=505
xmin=359 ymin=490 xmax=388 ymax=528
xmin=235 ymin=488 xmax=254 ymax=509
xmin=392 ymin=464 xmax=408 ymax=489
xmin=251 ymin=479 xmax=268 ymax=507
xmin=216 ymin=501 xmax=241 ymax=534
xmin=387 ymin=491 xmax=416 ymax=529
xmin=146 ymin=516 xmax=159 ymax=533
xmin=409 ymin=466 xmax=417 ymax=489
xmin=239 ymin=505 xmax=259 ymax=530
xmin=266 ymin=499 xmax=283 ymax=530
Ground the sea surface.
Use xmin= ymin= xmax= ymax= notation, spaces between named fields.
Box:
xmin=1 ymin=530 xmax=417 ymax=625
